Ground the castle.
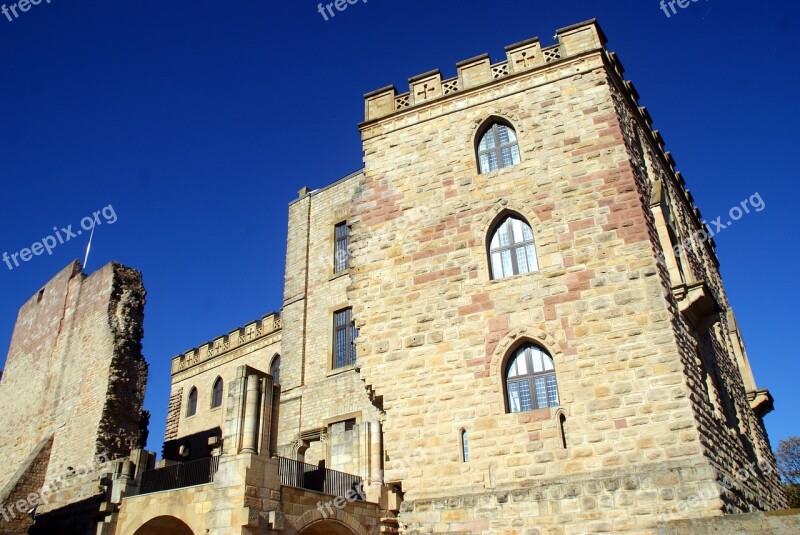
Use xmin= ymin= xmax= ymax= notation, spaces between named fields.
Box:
xmin=0 ymin=19 xmax=795 ymax=535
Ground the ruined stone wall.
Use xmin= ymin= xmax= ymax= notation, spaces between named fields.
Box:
xmin=346 ymin=22 xmax=725 ymax=533
xmin=0 ymin=261 xmax=147 ymax=495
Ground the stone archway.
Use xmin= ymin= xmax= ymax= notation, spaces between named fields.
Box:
xmin=298 ymin=519 xmax=360 ymax=535
xmin=132 ymin=515 xmax=194 ymax=535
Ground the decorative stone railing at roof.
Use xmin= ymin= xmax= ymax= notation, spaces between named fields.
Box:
xmin=363 ymin=19 xmax=607 ymax=122
xmin=171 ymin=312 xmax=281 ymax=374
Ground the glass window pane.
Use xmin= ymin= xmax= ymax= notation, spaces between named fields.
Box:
xmin=491 ymin=252 xmax=504 ymax=279
xmin=335 ymin=329 xmax=346 ymax=367
xmin=515 ymin=246 xmax=530 ymax=274
xmin=546 ymin=375 xmax=559 ymax=406
xmin=497 ymin=125 xmax=510 ymax=145
xmin=511 ymin=218 xmax=523 ymax=243
xmin=501 ymin=250 xmax=513 ymax=277
xmin=534 ymin=377 xmax=548 ymax=409
xmin=506 ymin=127 xmax=518 ymax=143
xmin=501 ymin=146 xmax=515 ymax=168
xmin=525 ymin=245 xmax=538 ymax=271
xmin=487 ymin=151 xmax=498 ymax=171
xmin=521 ymin=222 xmax=534 ymax=242
xmin=479 ymin=153 xmax=490 ymax=174
xmin=510 ymin=144 xmax=521 ymax=165
xmin=485 ymin=128 xmax=497 ymax=149
xmin=508 ymin=382 xmax=521 ymax=413
xmin=518 ymin=381 xmax=533 ymax=412
xmin=543 ymin=354 xmax=554 ymax=371
xmin=498 ymin=222 xmax=511 ymax=246
xmin=530 ymin=349 xmax=544 ymax=373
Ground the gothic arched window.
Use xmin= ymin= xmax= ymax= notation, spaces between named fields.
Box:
xmin=489 ymin=215 xmax=538 ymax=280
xmin=270 ymin=355 xmax=281 ymax=385
xmin=505 ymin=344 xmax=559 ymax=413
xmin=477 ymin=121 xmax=521 ymax=173
xmin=211 ymin=377 xmax=223 ymax=409
xmin=187 ymin=387 xmax=198 ymax=417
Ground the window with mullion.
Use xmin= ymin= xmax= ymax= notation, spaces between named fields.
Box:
xmin=334 ymin=222 xmax=350 ymax=273
xmin=489 ymin=216 xmax=539 ymax=280
xmin=333 ymin=308 xmax=358 ymax=368
xmin=478 ymin=123 xmax=521 ymax=173
xmin=506 ymin=345 xmax=559 ymax=413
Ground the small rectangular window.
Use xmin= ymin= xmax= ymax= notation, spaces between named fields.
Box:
xmin=333 ymin=308 xmax=358 ymax=369
xmin=334 ymin=222 xmax=350 ymax=273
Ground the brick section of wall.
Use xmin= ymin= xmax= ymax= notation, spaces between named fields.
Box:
xmin=164 ymin=388 xmax=183 ymax=443
xmin=0 ymin=261 xmax=148 ymax=497
xmin=0 ymin=436 xmax=53 ymax=535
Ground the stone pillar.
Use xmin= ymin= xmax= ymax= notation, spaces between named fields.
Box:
xmin=370 ymin=420 xmax=382 ymax=484
xmin=258 ymin=375 xmax=275 ymax=456
xmin=241 ymin=374 xmax=261 ymax=454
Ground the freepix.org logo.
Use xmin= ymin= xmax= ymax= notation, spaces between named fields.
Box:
xmin=1 ymin=0 xmax=52 ymax=23
xmin=2 ymin=205 xmax=118 ymax=272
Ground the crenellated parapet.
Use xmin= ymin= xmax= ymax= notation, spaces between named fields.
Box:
xmin=363 ymin=19 xmax=607 ymax=122
xmin=171 ymin=312 xmax=282 ymax=374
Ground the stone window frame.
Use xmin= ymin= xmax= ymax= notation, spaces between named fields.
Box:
xmin=210 ymin=376 xmax=224 ymax=410
xmin=475 ymin=117 xmax=523 ymax=174
xmin=332 ymin=307 xmax=358 ymax=370
xmin=333 ymin=221 xmax=351 ymax=274
xmin=504 ymin=343 xmax=560 ymax=414
xmin=487 ymin=212 xmax=540 ymax=280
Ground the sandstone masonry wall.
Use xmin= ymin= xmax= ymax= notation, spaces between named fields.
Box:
xmin=0 ymin=261 xmax=147 ymax=494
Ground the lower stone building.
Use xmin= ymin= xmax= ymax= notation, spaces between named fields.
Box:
xmin=0 ymin=18 xmax=795 ymax=535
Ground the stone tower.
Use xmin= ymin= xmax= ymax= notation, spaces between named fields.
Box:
xmin=343 ymin=19 xmax=785 ymax=533
xmin=0 ymin=260 xmax=148 ymax=534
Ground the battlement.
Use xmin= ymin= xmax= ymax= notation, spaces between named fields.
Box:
xmin=171 ymin=312 xmax=282 ymax=374
xmin=363 ymin=19 xmax=607 ymax=122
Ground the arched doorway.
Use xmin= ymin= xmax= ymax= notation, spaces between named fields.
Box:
xmin=298 ymin=519 xmax=359 ymax=535
xmin=132 ymin=515 xmax=194 ymax=535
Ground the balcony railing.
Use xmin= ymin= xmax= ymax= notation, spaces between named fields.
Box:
xmin=278 ymin=457 xmax=364 ymax=499
xmin=139 ymin=456 xmax=220 ymax=494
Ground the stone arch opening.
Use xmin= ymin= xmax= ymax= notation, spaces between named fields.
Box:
xmin=298 ymin=519 xmax=360 ymax=535
xmin=132 ymin=515 xmax=194 ymax=535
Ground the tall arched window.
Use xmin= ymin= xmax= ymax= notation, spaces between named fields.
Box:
xmin=460 ymin=429 xmax=469 ymax=462
xmin=270 ymin=355 xmax=281 ymax=384
xmin=477 ymin=121 xmax=521 ymax=173
xmin=211 ymin=377 xmax=223 ymax=409
xmin=489 ymin=215 xmax=538 ymax=280
xmin=505 ymin=344 xmax=559 ymax=413
xmin=187 ymin=387 xmax=198 ymax=417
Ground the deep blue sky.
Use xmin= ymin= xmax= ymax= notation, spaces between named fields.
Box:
xmin=1 ymin=0 xmax=797 ymax=456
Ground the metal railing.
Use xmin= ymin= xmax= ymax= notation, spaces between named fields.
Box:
xmin=278 ymin=457 xmax=364 ymax=499
xmin=139 ymin=456 xmax=220 ymax=494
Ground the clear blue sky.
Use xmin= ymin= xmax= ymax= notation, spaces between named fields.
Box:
xmin=0 ymin=0 xmax=797 ymax=456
